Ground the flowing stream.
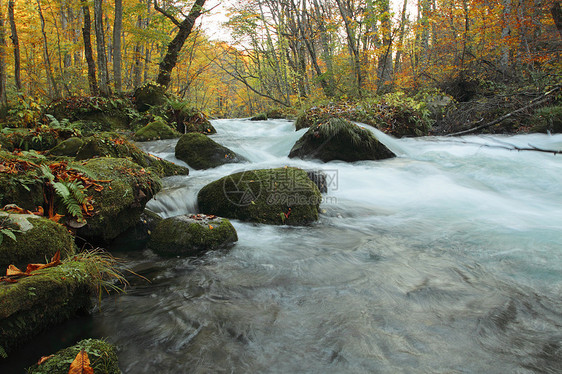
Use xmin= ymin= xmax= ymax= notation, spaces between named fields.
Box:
xmin=7 ymin=119 xmax=561 ymax=373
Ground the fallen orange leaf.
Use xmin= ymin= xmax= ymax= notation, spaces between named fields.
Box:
xmin=37 ymin=355 xmax=54 ymax=365
xmin=6 ymin=264 xmax=25 ymax=276
xmin=68 ymin=350 xmax=94 ymax=374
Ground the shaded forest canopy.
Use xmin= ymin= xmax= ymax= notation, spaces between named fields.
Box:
xmin=0 ymin=0 xmax=559 ymax=120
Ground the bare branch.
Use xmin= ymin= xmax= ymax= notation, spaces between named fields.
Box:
xmin=154 ymin=0 xmax=181 ymax=27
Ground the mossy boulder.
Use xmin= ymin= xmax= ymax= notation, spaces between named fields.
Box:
xmin=134 ymin=118 xmax=180 ymax=141
xmin=75 ymin=132 xmax=189 ymax=177
xmin=289 ymin=117 xmax=395 ymax=162
xmin=26 ymin=338 xmax=120 ymax=374
xmin=530 ymin=105 xmax=562 ymax=134
xmin=134 ymin=82 xmax=166 ymax=112
xmin=250 ymin=113 xmax=268 ymax=121
xmin=183 ymin=120 xmax=216 ymax=135
xmin=0 ymin=212 xmax=75 ymax=270
xmin=169 ymin=107 xmax=216 ymax=134
xmin=46 ymin=137 xmax=84 ymax=156
xmin=0 ymin=151 xmax=47 ymax=211
xmin=75 ymin=157 xmax=162 ymax=242
xmin=197 ymin=167 xmax=321 ymax=225
xmin=175 ymin=133 xmax=245 ymax=170
xmin=0 ymin=261 xmax=94 ymax=354
xmin=149 ymin=214 xmax=238 ymax=256
xmin=111 ymin=209 xmax=163 ymax=251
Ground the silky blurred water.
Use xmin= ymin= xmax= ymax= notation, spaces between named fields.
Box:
xmin=98 ymin=119 xmax=562 ymax=373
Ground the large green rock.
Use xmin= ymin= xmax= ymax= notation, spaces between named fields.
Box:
xmin=289 ymin=117 xmax=395 ymax=162
xmin=197 ymin=167 xmax=321 ymax=225
xmin=134 ymin=118 xmax=180 ymax=141
xmin=134 ymin=82 xmax=166 ymax=112
xmin=26 ymin=338 xmax=120 ymax=374
xmin=149 ymin=214 xmax=238 ymax=256
xmin=175 ymin=133 xmax=245 ymax=170
xmin=76 ymin=158 xmax=162 ymax=242
xmin=75 ymin=132 xmax=189 ymax=177
xmin=46 ymin=137 xmax=84 ymax=156
xmin=0 ymin=212 xmax=75 ymax=270
xmin=0 ymin=261 xmax=94 ymax=355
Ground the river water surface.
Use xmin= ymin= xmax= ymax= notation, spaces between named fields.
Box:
xmin=95 ymin=119 xmax=562 ymax=373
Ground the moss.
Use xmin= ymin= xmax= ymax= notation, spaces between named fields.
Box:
xmin=250 ymin=113 xmax=268 ymax=121
xmin=134 ymin=82 xmax=166 ymax=112
xmin=149 ymin=215 xmax=238 ymax=256
xmin=197 ymin=167 xmax=321 ymax=225
xmin=75 ymin=132 xmax=189 ymax=177
xmin=47 ymin=137 xmax=84 ymax=156
xmin=175 ymin=133 xmax=245 ymax=170
xmin=289 ymin=117 xmax=396 ymax=162
xmin=74 ymin=157 xmax=162 ymax=241
xmin=530 ymin=105 xmax=562 ymax=134
xmin=0 ymin=261 xmax=94 ymax=354
xmin=0 ymin=129 xmax=59 ymax=152
xmin=0 ymin=150 xmax=46 ymax=211
xmin=134 ymin=118 xmax=180 ymax=141
xmin=0 ymin=213 xmax=76 ymax=270
xmin=184 ymin=120 xmax=217 ymax=135
xmin=26 ymin=338 xmax=120 ymax=374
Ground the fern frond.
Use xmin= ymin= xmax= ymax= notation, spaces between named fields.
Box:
xmin=52 ymin=182 xmax=70 ymax=199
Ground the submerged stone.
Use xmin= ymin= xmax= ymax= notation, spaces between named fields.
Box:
xmin=0 ymin=212 xmax=76 ymax=270
xmin=26 ymin=338 xmax=120 ymax=374
xmin=197 ymin=167 xmax=321 ymax=225
xmin=149 ymin=214 xmax=238 ymax=256
xmin=175 ymin=133 xmax=245 ymax=170
xmin=289 ymin=117 xmax=395 ymax=162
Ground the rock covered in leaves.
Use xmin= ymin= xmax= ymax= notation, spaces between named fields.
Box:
xmin=175 ymin=133 xmax=246 ymax=170
xmin=149 ymin=214 xmax=238 ymax=256
xmin=289 ymin=117 xmax=395 ymax=162
xmin=0 ymin=260 xmax=94 ymax=355
xmin=0 ymin=212 xmax=75 ymax=270
xmin=75 ymin=132 xmax=189 ymax=177
xmin=197 ymin=167 xmax=321 ymax=225
xmin=26 ymin=338 xmax=120 ymax=374
xmin=134 ymin=118 xmax=180 ymax=141
xmin=76 ymin=157 xmax=162 ymax=242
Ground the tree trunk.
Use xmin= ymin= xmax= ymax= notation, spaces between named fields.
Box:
xmin=334 ymin=0 xmax=363 ymax=97
xmin=394 ymin=0 xmax=408 ymax=74
xmin=94 ymin=0 xmax=110 ymax=96
xmin=0 ymin=0 xmax=7 ymax=106
xmin=377 ymin=0 xmax=393 ymax=91
xmin=113 ymin=0 xmax=123 ymax=92
xmin=500 ymin=0 xmax=512 ymax=72
xmin=8 ymin=0 xmax=21 ymax=91
xmin=37 ymin=0 xmax=60 ymax=98
xmin=81 ymin=0 xmax=98 ymax=95
xmin=552 ymin=2 xmax=562 ymax=38
xmin=155 ymin=0 xmax=206 ymax=88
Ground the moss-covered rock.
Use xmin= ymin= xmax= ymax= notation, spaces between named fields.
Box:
xmin=75 ymin=132 xmax=189 ymax=177
xmin=289 ymin=117 xmax=396 ymax=162
xmin=183 ymin=120 xmax=216 ymax=135
xmin=46 ymin=137 xmax=84 ymax=156
xmin=0 ymin=261 xmax=94 ymax=354
xmin=26 ymin=338 xmax=120 ymax=374
xmin=250 ymin=113 xmax=268 ymax=121
xmin=134 ymin=82 xmax=166 ymax=112
xmin=0 ymin=128 xmax=60 ymax=152
xmin=197 ymin=167 xmax=321 ymax=225
xmin=530 ymin=105 xmax=562 ymax=134
xmin=134 ymin=118 xmax=180 ymax=141
xmin=175 ymin=133 xmax=245 ymax=170
xmin=75 ymin=157 xmax=162 ymax=242
xmin=111 ymin=209 xmax=163 ymax=251
xmin=149 ymin=214 xmax=238 ymax=256
xmin=0 ymin=151 xmax=46 ymax=211
xmin=0 ymin=212 xmax=75 ymax=270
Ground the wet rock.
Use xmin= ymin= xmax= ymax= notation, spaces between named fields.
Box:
xmin=250 ymin=113 xmax=268 ymax=121
xmin=289 ymin=117 xmax=395 ymax=162
xmin=197 ymin=167 xmax=321 ymax=225
xmin=149 ymin=214 xmax=238 ymax=256
xmin=134 ymin=118 xmax=180 ymax=141
xmin=175 ymin=133 xmax=245 ymax=170
xmin=46 ymin=137 xmax=84 ymax=156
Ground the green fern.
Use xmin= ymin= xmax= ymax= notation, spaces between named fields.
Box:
xmin=40 ymin=165 xmax=87 ymax=220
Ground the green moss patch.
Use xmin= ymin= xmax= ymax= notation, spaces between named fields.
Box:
xmin=197 ymin=167 xmax=321 ymax=225
xmin=0 ymin=213 xmax=75 ymax=270
xmin=149 ymin=214 xmax=238 ymax=256
xmin=289 ymin=117 xmax=396 ymax=162
xmin=26 ymin=338 xmax=120 ymax=374
xmin=175 ymin=133 xmax=245 ymax=170
xmin=134 ymin=118 xmax=180 ymax=141
xmin=134 ymin=82 xmax=166 ymax=112
xmin=0 ymin=261 xmax=94 ymax=354
xmin=530 ymin=105 xmax=562 ymax=134
xmin=46 ymin=137 xmax=84 ymax=157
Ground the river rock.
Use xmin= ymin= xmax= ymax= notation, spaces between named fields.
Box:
xmin=0 ymin=212 xmax=76 ymax=270
xmin=134 ymin=82 xmax=166 ymax=112
xmin=46 ymin=137 xmax=84 ymax=156
xmin=289 ymin=117 xmax=395 ymax=162
xmin=250 ymin=113 xmax=268 ymax=121
xmin=149 ymin=214 xmax=238 ymax=256
xmin=26 ymin=338 xmax=120 ymax=374
xmin=197 ymin=167 xmax=321 ymax=225
xmin=0 ymin=261 xmax=93 ymax=355
xmin=134 ymin=118 xmax=180 ymax=141
xmin=175 ymin=133 xmax=245 ymax=170
xmin=76 ymin=157 xmax=162 ymax=242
